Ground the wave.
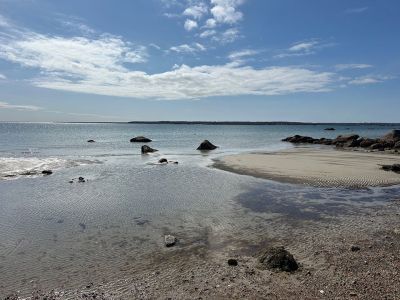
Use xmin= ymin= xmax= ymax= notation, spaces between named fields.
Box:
xmin=0 ymin=157 xmax=100 ymax=180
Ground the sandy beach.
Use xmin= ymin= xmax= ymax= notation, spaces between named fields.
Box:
xmin=214 ymin=147 xmax=400 ymax=188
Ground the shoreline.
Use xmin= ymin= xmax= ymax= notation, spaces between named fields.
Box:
xmin=213 ymin=147 xmax=400 ymax=188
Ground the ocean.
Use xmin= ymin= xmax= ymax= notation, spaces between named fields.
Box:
xmin=0 ymin=122 xmax=399 ymax=297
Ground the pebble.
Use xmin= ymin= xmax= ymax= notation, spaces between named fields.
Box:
xmin=227 ymin=259 xmax=238 ymax=266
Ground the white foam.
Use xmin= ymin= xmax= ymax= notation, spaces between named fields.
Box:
xmin=0 ymin=157 xmax=97 ymax=179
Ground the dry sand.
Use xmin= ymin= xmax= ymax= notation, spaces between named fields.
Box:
xmin=214 ymin=147 xmax=400 ymax=188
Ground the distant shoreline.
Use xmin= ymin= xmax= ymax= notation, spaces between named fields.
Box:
xmin=2 ymin=121 xmax=400 ymax=126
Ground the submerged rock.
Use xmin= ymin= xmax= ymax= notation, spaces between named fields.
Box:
xmin=141 ymin=145 xmax=158 ymax=154
xmin=164 ymin=235 xmax=176 ymax=247
xmin=324 ymin=127 xmax=336 ymax=131
xmin=259 ymin=246 xmax=298 ymax=272
xmin=130 ymin=136 xmax=152 ymax=143
xmin=41 ymin=170 xmax=53 ymax=175
xmin=197 ymin=140 xmax=218 ymax=150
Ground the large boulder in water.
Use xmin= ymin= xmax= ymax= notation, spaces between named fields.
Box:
xmin=259 ymin=246 xmax=298 ymax=272
xmin=130 ymin=136 xmax=152 ymax=143
xmin=197 ymin=140 xmax=218 ymax=150
xmin=380 ymin=130 xmax=400 ymax=143
xmin=141 ymin=145 xmax=158 ymax=154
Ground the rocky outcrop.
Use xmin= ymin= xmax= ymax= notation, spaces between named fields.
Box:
xmin=130 ymin=136 xmax=152 ymax=143
xmin=259 ymin=246 xmax=298 ymax=272
xmin=141 ymin=145 xmax=158 ymax=154
xmin=282 ymin=130 xmax=400 ymax=152
xmin=197 ymin=140 xmax=218 ymax=150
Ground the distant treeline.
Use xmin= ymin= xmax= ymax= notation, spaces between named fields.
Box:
xmin=127 ymin=121 xmax=400 ymax=126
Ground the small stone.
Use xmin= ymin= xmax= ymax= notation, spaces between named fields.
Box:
xmin=164 ymin=235 xmax=176 ymax=247
xmin=350 ymin=245 xmax=361 ymax=252
xmin=227 ymin=259 xmax=238 ymax=266
xmin=87 ymin=140 xmax=95 ymax=143
xmin=42 ymin=170 xmax=53 ymax=175
xmin=78 ymin=177 xmax=85 ymax=182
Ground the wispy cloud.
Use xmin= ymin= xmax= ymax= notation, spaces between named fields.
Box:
xmin=335 ymin=64 xmax=373 ymax=71
xmin=212 ymin=27 xmax=241 ymax=44
xmin=210 ymin=0 xmax=244 ymax=25
xmin=345 ymin=7 xmax=368 ymax=14
xmin=169 ymin=43 xmax=206 ymax=54
xmin=183 ymin=3 xmax=208 ymax=20
xmin=275 ymin=39 xmax=334 ymax=59
xmin=0 ymin=101 xmax=42 ymax=111
xmin=0 ymin=73 xmax=6 ymax=80
xmin=349 ymin=75 xmax=392 ymax=85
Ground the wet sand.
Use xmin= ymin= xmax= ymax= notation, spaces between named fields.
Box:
xmin=214 ymin=147 xmax=400 ymax=188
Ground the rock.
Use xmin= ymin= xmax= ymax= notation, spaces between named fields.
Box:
xmin=359 ymin=138 xmax=377 ymax=148
xmin=370 ymin=143 xmax=385 ymax=150
xmin=42 ymin=170 xmax=53 ymax=175
xmin=87 ymin=140 xmax=95 ymax=143
xmin=227 ymin=259 xmax=238 ymax=266
xmin=281 ymin=135 xmax=317 ymax=144
xmin=69 ymin=180 xmax=73 ymax=183
xmin=332 ymin=134 xmax=359 ymax=145
xmin=259 ymin=246 xmax=298 ymax=272
xmin=344 ymin=138 xmax=361 ymax=148
xmin=197 ymin=140 xmax=218 ymax=150
xmin=394 ymin=141 xmax=400 ymax=149
xmin=324 ymin=127 xmax=335 ymax=131
xmin=141 ymin=145 xmax=158 ymax=154
xmin=79 ymin=223 xmax=86 ymax=230
xmin=130 ymin=136 xmax=152 ymax=143
xmin=380 ymin=130 xmax=400 ymax=143
xmin=381 ymin=164 xmax=400 ymax=173
xmin=164 ymin=235 xmax=176 ymax=247
xmin=78 ymin=176 xmax=85 ymax=183
xmin=159 ymin=158 xmax=168 ymax=164
xmin=351 ymin=245 xmax=361 ymax=252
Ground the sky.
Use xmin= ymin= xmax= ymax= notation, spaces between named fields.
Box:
xmin=0 ymin=0 xmax=399 ymax=122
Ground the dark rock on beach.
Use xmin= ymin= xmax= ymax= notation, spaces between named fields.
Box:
xmin=164 ymin=235 xmax=176 ymax=247
xmin=41 ymin=170 xmax=53 ymax=175
xmin=159 ymin=158 xmax=168 ymax=164
xmin=87 ymin=140 xmax=95 ymax=143
xmin=227 ymin=259 xmax=238 ymax=266
xmin=141 ymin=145 xmax=158 ymax=154
xmin=78 ymin=176 xmax=85 ymax=183
xmin=381 ymin=164 xmax=400 ymax=173
xmin=381 ymin=130 xmax=400 ymax=143
xmin=197 ymin=140 xmax=218 ymax=150
xmin=351 ymin=245 xmax=361 ymax=252
xmin=130 ymin=136 xmax=152 ymax=143
xmin=259 ymin=246 xmax=298 ymax=272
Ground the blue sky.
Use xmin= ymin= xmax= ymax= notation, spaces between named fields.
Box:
xmin=0 ymin=0 xmax=399 ymax=122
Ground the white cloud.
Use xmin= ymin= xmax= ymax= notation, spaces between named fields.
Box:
xmin=213 ymin=28 xmax=240 ymax=43
xmin=183 ymin=3 xmax=208 ymax=20
xmin=335 ymin=64 xmax=373 ymax=71
xmin=0 ymin=12 xmax=338 ymax=101
xmin=345 ymin=7 xmax=368 ymax=14
xmin=169 ymin=43 xmax=206 ymax=53
xmin=204 ymin=18 xmax=217 ymax=28
xmin=228 ymin=49 xmax=258 ymax=61
xmin=289 ymin=41 xmax=318 ymax=52
xmin=199 ymin=29 xmax=216 ymax=38
xmin=210 ymin=0 xmax=244 ymax=24
xmin=275 ymin=40 xmax=334 ymax=59
xmin=0 ymin=101 xmax=42 ymax=111
xmin=0 ymin=73 xmax=6 ymax=80
xmin=184 ymin=19 xmax=198 ymax=31
xmin=349 ymin=75 xmax=391 ymax=85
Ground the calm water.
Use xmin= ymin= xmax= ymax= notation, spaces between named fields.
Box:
xmin=0 ymin=122 xmax=399 ymax=296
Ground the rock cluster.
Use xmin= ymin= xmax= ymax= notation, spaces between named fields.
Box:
xmin=282 ymin=130 xmax=400 ymax=151
xmin=381 ymin=164 xmax=400 ymax=173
